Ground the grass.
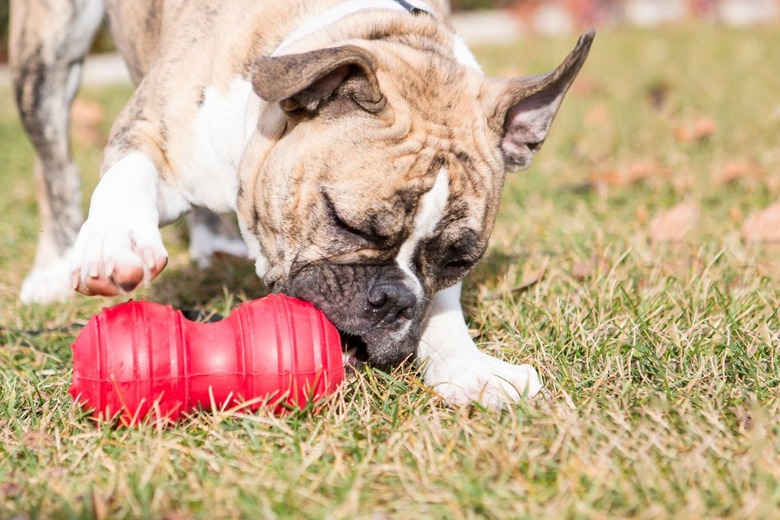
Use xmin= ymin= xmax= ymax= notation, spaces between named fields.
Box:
xmin=2 ymin=24 xmax=780 ymax=518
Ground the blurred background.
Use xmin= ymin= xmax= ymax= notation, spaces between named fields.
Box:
xmin=2 ymin=0 xmax=780 ymax=60
xmin=453 ymin=0 xmax=780 ymax=34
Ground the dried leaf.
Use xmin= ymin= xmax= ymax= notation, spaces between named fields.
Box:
xmin=627 ymin=160 xmax=667 ymax=183
xmin=729 ymin=205 xmax=744 ymax=225
xmin=0 ymin=481 xmax=21 ymax=499
xmin=674 ymin=116 xmax=717 ymax=143
xmin=713 ymin=160 xmax=764 ymax=186
xmin=635 ymin=205 xmax=650 ymax=224
xmin=570 ymin=255 xmax=610 ymax=281
xmin=648 ymin=201 xmax=699 ymax=244
xmin=588 ymin=160 xmax=666 ymax=189
xmin=588 ymin=169 xmax=623 ymax=187
xmin=743 ymin=201 xmax=780 ymax=243
xmin=570 ymin=260 xmax=591 ymax=281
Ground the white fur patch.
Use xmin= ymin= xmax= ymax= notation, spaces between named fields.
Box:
xmin=452 ymin=35 xmax=482 ymax=72
xmin=71 ymin=152 xmax=187 ymax=283
xmin=273 ymin=0 xmax=436 ymax=55
xmin=417 ymin=282 xmax=543 ymax=407
xmin=186 ymin=78 xmax=260 ymax=213
xmin=93 ymin=152 xmax=189 ymax=223
xmin=395 ymin=167 xmax=449 ymax=297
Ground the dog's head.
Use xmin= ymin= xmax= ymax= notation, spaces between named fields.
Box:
xmin=239 ymin=31 xmax=593 ymax=368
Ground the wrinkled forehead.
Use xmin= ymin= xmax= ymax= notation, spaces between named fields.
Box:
xmin=363 ymin=36 xmax=485 ymax=110
xmin=388 ymin=68 xmax=484 ymax=123
xmin=325 ymin=149 xmax=494 ymax=233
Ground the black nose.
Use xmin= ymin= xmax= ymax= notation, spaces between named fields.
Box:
xmin=366 ymin=278 xmax=417 ymax=328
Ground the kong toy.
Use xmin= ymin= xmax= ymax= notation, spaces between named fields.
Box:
xmin=69 ymin=295 xmax=345 ymax=425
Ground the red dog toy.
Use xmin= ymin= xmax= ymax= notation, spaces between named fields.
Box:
xmin=69 ymin=295 xmax=345 ymax=425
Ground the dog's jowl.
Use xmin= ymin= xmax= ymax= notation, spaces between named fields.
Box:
xmin=10 ymin=0 xmax=593 ymax=407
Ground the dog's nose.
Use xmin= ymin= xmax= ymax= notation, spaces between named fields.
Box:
xmin=367 ymin=279 xmax=417 ymax=327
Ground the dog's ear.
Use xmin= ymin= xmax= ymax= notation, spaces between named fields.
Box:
xmin=252 ymin=45 xmax=385 ymax=116
xmin=482 ymin=30 xmax=594 ymax=172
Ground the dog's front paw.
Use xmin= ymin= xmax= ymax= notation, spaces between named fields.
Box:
xmin=70 ymin=214 xmax=168 ymax=296
xmin=423 ymin=352 xmax=543 ymax=408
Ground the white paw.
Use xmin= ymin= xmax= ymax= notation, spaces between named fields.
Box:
xmin=20 ymin=256 xmax=74 ymax=304
xmin=423 ymin=352 xmax=543 ymax=408
xmin=68 ymin=152 xmax=179 ymax=296
xmin=70 ymin=211 xmax=168 ymax=296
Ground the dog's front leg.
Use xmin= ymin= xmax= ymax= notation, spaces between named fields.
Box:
xmin=11 ymin=0 xmax=105 ymax=304
xmin=70 ymin=151 xmax=189 ymax=296
xmin=417 ymin=282 xmax=543 ymax=408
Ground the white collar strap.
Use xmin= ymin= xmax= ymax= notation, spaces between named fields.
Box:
xmin=392 ymin=0 xmax=431 ymax=15
xmin=272 ymin=0 xmax=436 ymax=56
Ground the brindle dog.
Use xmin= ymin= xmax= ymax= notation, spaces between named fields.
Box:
xmin=10 ymin=0 xmax=593 ymax=407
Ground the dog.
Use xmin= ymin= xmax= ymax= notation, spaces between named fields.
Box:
xmin=10 ymin=0 xmax=593 ymax=407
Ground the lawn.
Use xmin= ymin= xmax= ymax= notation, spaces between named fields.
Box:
xmin=1 ymin=24 xmax=780 ymax=518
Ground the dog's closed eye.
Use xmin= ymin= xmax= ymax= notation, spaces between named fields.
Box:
xmin=444 ymin=257 xmax=474 ymax=270
xmin=323 ymin=191 xmax=386 ymax=246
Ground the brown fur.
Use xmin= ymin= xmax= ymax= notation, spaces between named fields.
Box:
xmin=11 ymin=0 xmax=592 ymax=366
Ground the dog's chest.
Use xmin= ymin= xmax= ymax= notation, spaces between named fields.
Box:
xmin=181 ymin=78 xmax=260 ymax=212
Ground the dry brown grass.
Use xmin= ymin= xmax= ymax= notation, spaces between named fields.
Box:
xmin=1 ymin=24 xmax=779 ymax=518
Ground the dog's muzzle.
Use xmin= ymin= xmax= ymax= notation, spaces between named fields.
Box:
xmin=281 ymin=263 xmax=425 ymax=368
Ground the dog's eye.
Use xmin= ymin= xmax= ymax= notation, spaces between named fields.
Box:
xmin=435 ymin=256 xmax=477 ymax=288
xmin=324 ymin=192 xmax=384 ymax=246
xmin=444 ymin=258 xmax=474 ymax=271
